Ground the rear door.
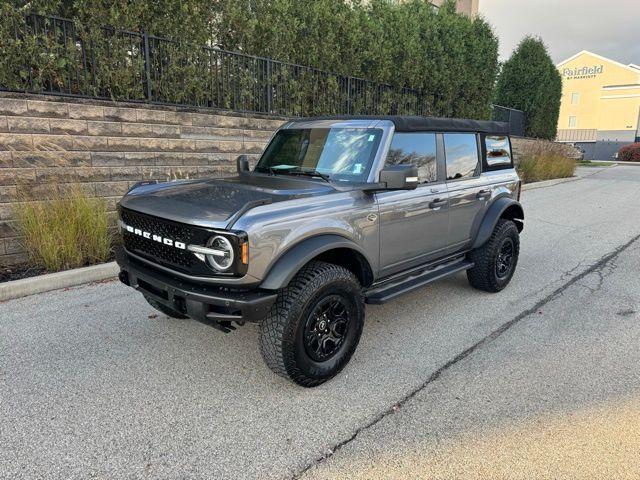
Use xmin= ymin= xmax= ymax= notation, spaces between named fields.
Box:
xmin=443 ymin=133 xmax=490 ymax=250
xmin=376 ymin=132 xmax=450 ymax=277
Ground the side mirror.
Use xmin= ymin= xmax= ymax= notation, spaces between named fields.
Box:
xmin=378 ymin=164 xmax=419 ymax=190
xmin=236 ymin=155 xmax=250 ymax=175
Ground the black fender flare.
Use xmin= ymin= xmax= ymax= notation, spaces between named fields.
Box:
xmin=259 ymin=234 xmax=373 ymax=291
xmin=471 ymin=197 xmax=524 ymax=249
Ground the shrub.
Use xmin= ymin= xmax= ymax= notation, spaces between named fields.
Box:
xmin=0 ymin=0 xmax=499 ymax=120
xmin=517 ymin=154 xmax=576 ymax=183
xmin=514 ymin=138 xmax=578 ymax=162
xmin=494 ymin=37 xmax=562 ymax=140
xmin=618 ymin=143 xmax=640 ymax=162
xmin=13 ymin=185 xmax=112 ymax=271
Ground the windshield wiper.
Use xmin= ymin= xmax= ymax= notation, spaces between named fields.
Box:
xmin=284 ymin=168 xmax=331 ymax=182
xmin=255 ymin=166 xmax=277 ymax=176
xmin=256 ymin=165 xmax=331 ymax=182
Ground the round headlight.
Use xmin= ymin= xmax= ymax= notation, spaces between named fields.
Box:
xmin=206 ymin=235 xmax=234 ymax=271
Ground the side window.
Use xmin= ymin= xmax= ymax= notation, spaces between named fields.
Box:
xmin=386 ymin=132 xmax=437 ymax=184
xmin=444 ymin=133 xmax=479 ymax=180
xmin=485 ymin=135 xmax=512 ymax=167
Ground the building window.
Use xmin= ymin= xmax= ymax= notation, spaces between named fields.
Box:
xmin=571 ymin=92 xmax=580 ymax=105
xmin=569 ymin=116 xmax=577 ymax=128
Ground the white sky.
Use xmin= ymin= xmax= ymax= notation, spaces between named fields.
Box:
xmin=479 ymin=0 xmax=640 ymax=66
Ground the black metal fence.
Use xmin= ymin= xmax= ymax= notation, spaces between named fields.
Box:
xmin=2 ymin=13 xmax=525 ymax=131
xmin=2 ymin=13 xmax=437 ymax=117
xmin=491 ymin=105 xmax=526 ymax=136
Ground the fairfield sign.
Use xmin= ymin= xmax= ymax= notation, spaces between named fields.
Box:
xmin=562 ymin=65 xmax=604 ymax=80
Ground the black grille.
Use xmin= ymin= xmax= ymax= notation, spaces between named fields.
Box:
xmin=119 ymin=207 xmax=211 ymax=274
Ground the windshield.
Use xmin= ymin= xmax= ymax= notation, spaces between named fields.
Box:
xmin=255 ymin=127 xmax=383 ymax=182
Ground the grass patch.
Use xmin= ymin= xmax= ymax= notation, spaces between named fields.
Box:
xmin=13 ymin=185 xmax=112 ymax=272
xmin=517 ymin=153 xmax=576 ymax=184
xmin=578 ymin=160 xmax=611 ymax=167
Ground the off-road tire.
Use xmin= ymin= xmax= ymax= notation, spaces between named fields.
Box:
xmin=144 ymin=296 xmax=189 ymax=319
xmin=467 ymin=219 xmax=520 ymax=293
xmin=259 ymin=261 xmax=365 ymax=387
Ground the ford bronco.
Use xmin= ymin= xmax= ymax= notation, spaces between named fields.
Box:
xmin=116 ymin=116 xmax=524 ymax=387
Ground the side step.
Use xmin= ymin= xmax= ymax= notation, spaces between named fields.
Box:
xmin=365 ymin=259 xmax=474 ymax=305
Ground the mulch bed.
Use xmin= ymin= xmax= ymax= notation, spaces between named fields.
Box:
xmin=0 ymin=264 xmax=47 ymax=283
xmin=0 ymin=252 xmax=116 ymax=284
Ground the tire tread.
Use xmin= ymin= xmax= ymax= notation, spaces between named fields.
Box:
xmin=259 ymin=261 xmax=363 ymax=387
xmin=467 ymin=219 xmax=519 ymax=293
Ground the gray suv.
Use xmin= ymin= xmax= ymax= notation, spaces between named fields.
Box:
xmin=116 ymin=116 xmax=524 ymax=387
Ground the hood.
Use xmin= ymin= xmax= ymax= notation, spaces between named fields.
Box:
xmin=118 ymin=174 xmax=336 ymax=229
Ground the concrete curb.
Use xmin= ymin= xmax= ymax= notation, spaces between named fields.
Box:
xmin=592 ymin=160 xmax=640 ymax=166
xmin=523 ymin=164 xmax=614 ymax=191
xmin=0 ymin=261 xmax=119 ymax=302
xmin=522 ymin=176 xmax=579 ymax=191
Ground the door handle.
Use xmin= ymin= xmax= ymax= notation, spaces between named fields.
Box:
xmin=429 ymin=198 xmax=448 ymax=210
xmin=476 ymin=189 xmax=491 ymax=199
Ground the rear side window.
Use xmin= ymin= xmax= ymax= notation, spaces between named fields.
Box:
xmin=386 ymin=132 xmax=437 ymax=183
xmin=485 ymin=135 xmax=512 ymax=168
xmin=444 ymin=133 xmax=479 ymax=180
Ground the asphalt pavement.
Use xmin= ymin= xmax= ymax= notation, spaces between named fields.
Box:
xmin=302 ymin=205 xmax=640 ymax=480
xmin=2 ymin=165 xmax=640 ymax=479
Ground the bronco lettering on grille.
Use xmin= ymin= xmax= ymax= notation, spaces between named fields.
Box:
xmin=121 ymin=222 xmax=187 ymax=250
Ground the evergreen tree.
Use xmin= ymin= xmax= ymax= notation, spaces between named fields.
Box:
xmin=495 ymin=36 xmax=562 ymax=139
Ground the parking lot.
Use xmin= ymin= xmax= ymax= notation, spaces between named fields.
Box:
xmin=2 ymin=165 xmax=640 ymax=479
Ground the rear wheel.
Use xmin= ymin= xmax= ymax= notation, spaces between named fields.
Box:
xmin=467 ymin=219 xmax=520 ymax=292
xmin=259 ymin=261 xmax=364 ymax=387
xmin=144 ymin=296 xmax=189 ymax=319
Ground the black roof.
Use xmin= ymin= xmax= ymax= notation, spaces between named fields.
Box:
xmin=295 ymin=115 xmax=510 ymax=135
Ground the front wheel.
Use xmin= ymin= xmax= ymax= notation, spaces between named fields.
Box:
xmin=259 ymin=261 xmax=365 ymax=387
xmin=467 ymin=219 xmax=520 ymax=292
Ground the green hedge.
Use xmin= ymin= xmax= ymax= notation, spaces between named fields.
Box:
xmin=1 ymin=0 xmax=499 ymax=119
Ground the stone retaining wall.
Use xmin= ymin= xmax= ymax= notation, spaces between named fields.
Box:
xmin=0 ymin=93 xmax=285 ymax=265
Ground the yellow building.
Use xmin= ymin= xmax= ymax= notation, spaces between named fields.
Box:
xmin=431 ymin=0 xmax=479 ymax=16
xmin=368 ymin=1 xmax=479 ymax=16
xmin=557 ymin=51 xmax=640 ymax=159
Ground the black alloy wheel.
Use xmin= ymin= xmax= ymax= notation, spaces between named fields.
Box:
xmin=495 ymin=237 xmax=515 ymax=279
xmin=303 ymin=295 xmax=351 ymax=362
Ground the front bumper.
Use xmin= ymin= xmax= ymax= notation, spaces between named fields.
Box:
xmin=116 ymin=248 xmax=276 ymax=331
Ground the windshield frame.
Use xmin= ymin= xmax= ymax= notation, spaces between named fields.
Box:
xmin=254 ymin=119 xmax=395 ymax=184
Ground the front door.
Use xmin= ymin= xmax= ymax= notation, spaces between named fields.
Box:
xmin=376 ymin=131 xmax=450 ymax=277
